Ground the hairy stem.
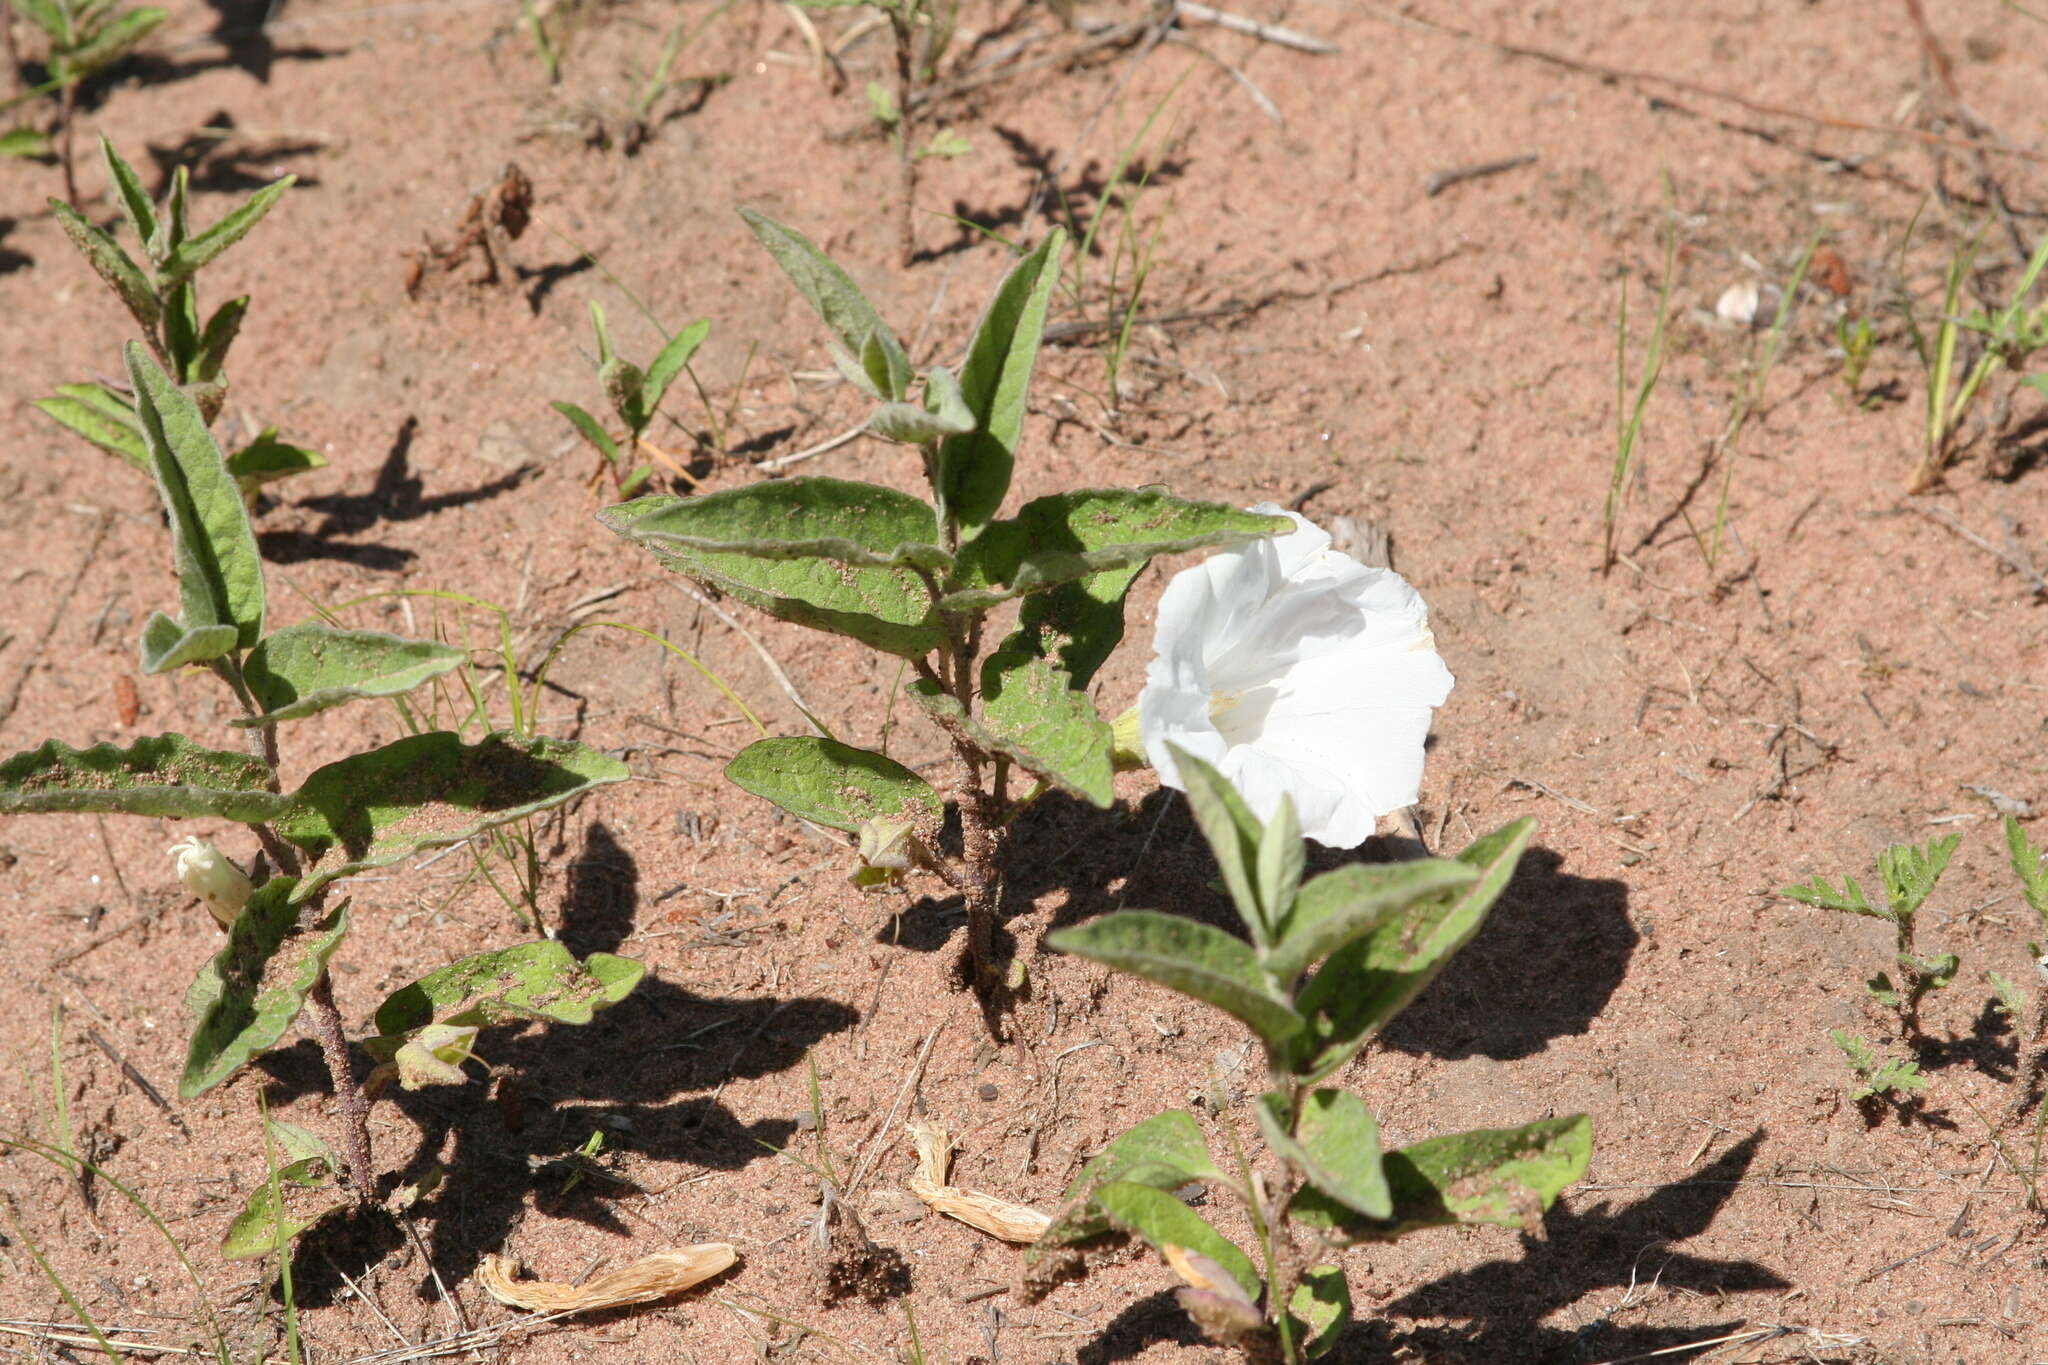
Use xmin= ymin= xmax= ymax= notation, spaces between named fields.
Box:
xmin=303 ymin=972 xmax=375 ymax=1204
xmin=889 ymin=5 xmax=917 ymax=267
xmin=58 ymin=78 xmax=76 ymax=207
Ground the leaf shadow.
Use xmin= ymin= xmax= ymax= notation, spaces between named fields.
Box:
xmin=1073 ymin=1288 xmax=1207 ymax=1365
xmin=0 ymin=218 xmax=32 ymax=274
xmin=916 ymin=124 xmax=1188 ymax=265
xmin=143 ymin=110 xmax=327 ymax=195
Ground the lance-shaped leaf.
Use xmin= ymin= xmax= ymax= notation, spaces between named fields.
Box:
xmin=127 ymin=343 xmax=265 ymax=649
xmin=936 ymin=228 xmax=1065 ymax=534
xmin=739 ymin=207 xmax=911 ymax=400
xmin=273 ymin=732 xmax=628 ymax=896
xmin=374 ymin=939 xmax=645 ymax=1034
xmin=1254 ymin=1089 xmax=1390 ymax=1219
xmin=225 ymin=430 xmax=325 ymax=496
xmin=182 ymin=879 xmax=350 ymax=1097
xmin=1264 ymin=860 xmax=1480 ymax=984
xmin=907 ymin=652 xmax=1113 ymax=806
xmin=56 ymin=6 xmax=166 ymax=80
xmin=191 ymin=295 xmax=248 ymax=384
xmin=725 ymin=736 xmax=940 ymax=834
xmin=35 ymin=381 xmax=147 ymax=468
xmin=49 ymin=198 xmax=158 ymax=327
xmin=1290 ymin=1114 xmax=1592 ymax=1244
xmin=600 ymin=480 xmax=945 ymax=657
xmin=100 ymin=135 xmax=156 ymax=250
xmin=642 ymin=318 xmax=711 ymax=421
xmin=139 ymin=610 xmax=239 ymax=673
xmin=554 ymin=400 xmax=620 ymax=464
xmin=1291 ymin=818 xmax=1533 ymax=1084
xmin=1028 ymin=1111 xmax=1221 ymax=1261
xmin=1048 ymin=910 xmax=1305 ymax=1050
xmin=221 ymin=1151 xmax=347 ymax=1259
xmin=157 ymin=174 xmax=294 ymax=288
xmin=1289 ymin=1265 xmax=1351 ymax=1359
xmin=233 ymin=623 xmax=466 ymax=726
xmin=950 ymin=490 xmax=1288 ymax=611
xmin=0 ymin=735 xmax=284 ymax=821
xmin=1095 ymin=1182 xmax=1260 ymax=1300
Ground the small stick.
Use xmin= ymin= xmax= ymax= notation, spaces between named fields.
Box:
xmin=1161 ymin=31 xmax=1281 ymax=125
xmin=1908 ymin=501 xmax=2048 ymax=598
xmin=1423 ymin=153 xmax=1537 ymax=197
xmin=845 ymin=1018 xmax=946 ymax=1198
xmin=753 ymin=422 xmax=863 ymax=473
xmin=86 ymin=1029 xmax=190 ymax=1137
xmin=1172 ymin=0 xmax=1337 ymax=53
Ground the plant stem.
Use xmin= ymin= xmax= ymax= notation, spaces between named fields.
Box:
xmin=889 ymin=3 xmax=917 ymax=267
xmin=58 ymin=77 xmax=76 ymax=206
xmin=2003 ymin=993 xmax=2048 ymax=1128
xmin=302 ymin=972 xmax=375 ymax=1204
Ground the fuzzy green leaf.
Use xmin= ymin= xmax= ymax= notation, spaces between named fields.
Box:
xmin=1878 ymin=834 xmax=1958 ymax=920
xmin=1171 ymin=746 xmax=1269 ymax=947
xmin=725 ymin=735 xmax=940 ymax=834
xmin=0 ymin=735 xmax=284 ymax=821
xmin=644 ymin=318 xmax=711 ymax=416
xmin=1289 ymin=1266 xmax=1351 ymax=1359
xmin=1292 ymin=818 xmax=1533 ymax=1084
xmin=99 ymin=135 xmax=156 ymax=248
xmin=2005 ymin=815 xmax=2047 ymax=924
xmin=937 ymin=228 xmax=1065 ymax=533
xmin=868 ymin=399 xmax=975 ymax=445
xmin=1095 ymin=1181 xmax=1260 ymax=1299
xmin=1255 ymin=1089 xmax=1390 ymax=1219
xmin=1028 ymin=1111 xmax=1220 ymax=1260
xmin=906 ymin=651 xmax=1113 ymax=806
xmin=182 ymin=880 xmax=350 ymax=1097
xmin=157 ymin=174 xmax=294 ymax=288
xmin=220 ymin=1154 xmax=346 ymax=1259
xmin=738 ymin=207 xmax=909 ymax=397
xmin=1048 ymin=910 xmax=1305 ymax=1049
xmin=374 ymin=940 xmax=644 ymax=1034
xmin=55 ymin=6 xmax=165 ymax=79
xmin=554 ymin=400 xmax=620 ymax=464
xmin=225 ymin=429 xmax=324 ymax=496
xmin=0 ymin=127 xmax=52 ymax=158
xmin=233 ymin=623 xmax=466 ymax=726
xmin=1264 ymin=860 xmax=1481 ymax=984
xmin=127 ymin=343 xmax=265 ymax=649
xmin=139 ymin=610 xmax=239 ymax=673
xmin=35 ymin=383 xmax=147 ymax=468
xmin=50 ymin=197 xmax=158 ymax=328
xmin=273 ymin=732 xmax=629 ymax=897
xmin=1291 ymin=1114 xmax=1592 ymax=1244
xmin=189 ymin=295 xmax=249 ymax=384
xmin=1781 ymin=871 xmax=1881 ymax=919
xmin=599 ymin=480 xmax=945 ymax=656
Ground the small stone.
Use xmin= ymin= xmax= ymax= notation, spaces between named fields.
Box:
xmin=977 ymin=1083 xmax=999 ymax=1102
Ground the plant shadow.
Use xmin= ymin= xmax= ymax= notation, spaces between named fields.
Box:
xmin=143 ymin=110 xmax=327 ymax=195
xmin=266 ymin=820 xmax=857 ymax=1306
xmin=0 ymin=218 xmax=32 ymax=274
xmin=917 ymin=124 xmax=1188 ymax=265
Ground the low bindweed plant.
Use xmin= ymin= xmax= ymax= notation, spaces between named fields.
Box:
xmin=0 ymin=341 xmax=646 ymax=1259
xmin=1017 ymin=750 xmax=1590 ymax=1361
xmin=602 ymin=208 xmax=1299 ymax=1003
xmin=36 ymin=137 xmax=328 ymax=502
xmin=554 ymin=300 xmax=711 ymax=496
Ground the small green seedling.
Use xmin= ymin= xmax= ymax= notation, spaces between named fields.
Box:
xmin=1830 ymin=1029 xmax=1927 ymax=1109
xmin=1601 ymin=220 xmax=1675 ymax=573
xmin=1783 ymin=834 xmax=1960 ymax=1040
xmin=602 ymin=208 xmax=1291 ymax=998
xmin=0 ymin=0 xmax=165 ymax=201
xmin=1024 ymin=750 xmax=1591 ymax=1362
xmin=1 ymin=341 xmax=644 ymax=1260
xmin=1903 ymin=223 xmax=2048 ymax=491
xmin=2000 ymin=816 xmax=2048 ymax=1127
xmin=1837 ymin=314 xmax=1876 ymax=403
xmin=554 ymin=301 xmax=710 ymax=496
xmin=35 ymin=137 xmax=327 ymax=501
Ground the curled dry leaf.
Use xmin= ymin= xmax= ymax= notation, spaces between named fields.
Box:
xmin=905 ymin=1118 xmax=1051 ymax=1243
xmin=477 ymin=1244 xmax=736 ymax=1314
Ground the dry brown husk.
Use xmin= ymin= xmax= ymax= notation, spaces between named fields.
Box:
xmin=477 ymin=1244 xmax=737 ymax=1313
xmin=905 ymin=1118 xmax=1052 ymax=1243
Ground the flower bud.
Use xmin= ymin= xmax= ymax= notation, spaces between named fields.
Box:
xmin=167 ymin=835 xmax=253 ymax=928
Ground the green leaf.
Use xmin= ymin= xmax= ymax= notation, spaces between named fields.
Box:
xmin=1096 ymin=1181 xmax=1260 ymax=1299
xmin=905 ymin=652 xmax=1113 ymax=806
xmin=1047 ymin=910 xmax=1306 ymax=1050
xmin=0 ymin=127 xmax=52 ymax=158
xmin=867 ymin=399 xmax=975 ymax=445
xmin=738 ymin=207 xmax=909 ymax=397
xmin=1029 ymin=1111 xmax=1220 ymax=1257
xmin=1289 ymin=1266 xmax=1351 ymax=1359
xmin=99 ymin=135 xmax=156 ymax=251
xmin=182 ymin=880 xmax=350 ymax=1097
xmin=139 ymin=610 xmax=239 ymax=673
xmin=273 ymin=731 xmax=629 ymax=896
xmin=55 ymin=5 xmax=166 ymax=79
xmin=601 ymin=357 xmax=645 ymax=427
xmin=220 ymin=1154 xmax=346 ymax=1259
xmin=1265 ymin=860 xmax=1481 ymax=984
xmin=725 ymin=735 xmax=940 ymax=834
xmin=554 ymin=400 xmax=620 ymax=464
xmin=50 ymin=198 xmax=158 ymax=328
xmin=1170 ymin=746 xmax=1268 ymax=947
xmin=373 ymin=939 xmax=645 ymax=1033
xmin=1781 ymin=871 xmax=1882 ymax=919
xmin=191 ymin=296 xmax=249 ymax=384
xmin=225 ymin=430 xmax=326 ymax=497
xmin=1254 ymin=1088 xmax=1390 ymax=1218
xmin=1291 ymin=1114 xmax=1592 ymax=1244
xmin=2007 ymin=814 xmax=2048 ymax=924
xmin=127 ymin=343 xmax=265 ymax=649
xmin=0 ymin=735 xmax=284 ymax=821
xmin=854 ymin=326 xmax=914 ymax=403
xmin=157 ymin=174 xmax=294 ymax=288
xmin=1293 ymin=818 xmax=1534 ymax=1084
xmin=936 ymin=227 xmax=1065 ymax=533
xmin=1878 ymin=835 xmax=1958 ymax=920
xmin=599 ymin=480 xmax=945 ymax=657
xmin=1256 ymin=795 xmax=1304 ymax=947
xmin=34 ymin=383 xmax=147 ymax=468
xmin=644 ymin=318 xmax=711 ymax=415
xmin=951 ymin=490 xmax=1288 ymax=610
xmin=234 ymin=623 xmax=466 ymax=726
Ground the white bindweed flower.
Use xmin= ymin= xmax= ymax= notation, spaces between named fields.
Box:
xmin=168 ymin=835 xmax=253 ymax=928
xmin=1137 ymin=506 xmax=1453 ymax=848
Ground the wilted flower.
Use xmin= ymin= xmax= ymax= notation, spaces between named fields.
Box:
xmin=167 ymin=835 xmax=253 ymax=928
xmin=1137 ymin=506 xmax=1453 ymax=848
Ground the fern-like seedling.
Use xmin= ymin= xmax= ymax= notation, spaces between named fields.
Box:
xmin=1785 ymin=834 xmax=1960 ymax=1039
xmin=1831 ymin=1029 xmax=1927 ymax=1108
